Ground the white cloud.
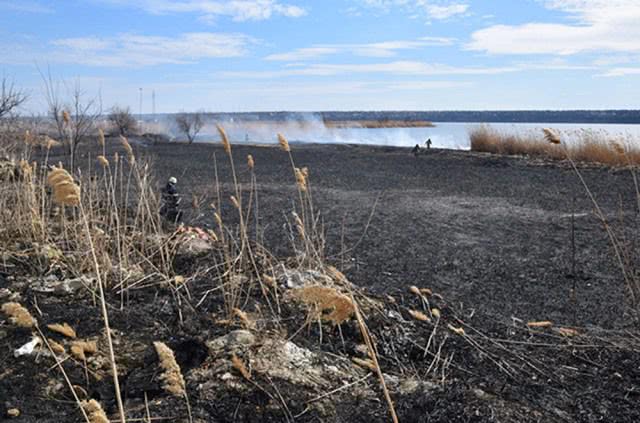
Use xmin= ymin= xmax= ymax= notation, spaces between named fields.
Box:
xmin=265 ymin=37 xmax=455 ymax=61
xmin=467 ymin=0 xmax=640 ymax=55
xmin=101 ymin=0 xmax=306 ymax=21
xmin=424 ymin=3 xmax=468 ymax=19
xmin=357 ymin=1 xmax=470 ymax=20
xmin=221 ymin=61 xmax=519 ymax=78
xmin=49 ymin=32 xmax=252 ymax=66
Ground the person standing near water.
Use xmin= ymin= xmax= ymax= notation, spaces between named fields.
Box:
xmin=425 ymin=138 xmax=432 ymax=149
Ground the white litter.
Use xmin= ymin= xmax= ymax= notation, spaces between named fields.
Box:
xmin=14 ymin=336 xmax=41 ymax=357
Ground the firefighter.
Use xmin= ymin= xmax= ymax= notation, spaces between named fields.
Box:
xmin=160 ymin=176 xmax=182 ymax=224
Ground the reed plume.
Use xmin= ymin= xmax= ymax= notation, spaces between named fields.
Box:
xmin=62 ymin=110 xmax=70 ymax=125
xmin=543 ymin=128 xmax=561 ymax=145
xmin=81 ymin=399 xmax=109 ymax=423
xmin=247 ymin=154 xmax=255 ymax=169
xmin=294 ymin=167 xmax=307 ymax=192
xmin=292 ymin=285 xmax=354 ymax=325
xmin=216 ymin=124 xmax=231 ymax=154
xmin=153 ymin=341 xmax=186 ymax=397
xmin=1 ymin=302 xmax=36 ymax=328
xmin=47 ymin=167 xmax=81 ymax=206
xmin=45 ymin=136 xmax=60 ymax=150
xmin=408 ymin=309 xmax=430 ymax=322
xmin=230 ymin=195 xmax=240 ymax=210
xmin=97 ymin=155 xmax=109 ymax=168
xmin=70 ymin=340 xmax=98 ymax=361
xmin=527 ymin=320 xmax=553 ymax=328
xmin=119 ymin=135 xmax=135 ymax=163
xmin=277 ymin=133 xmax=290 ymax=152
xmin=98 ymin=128 xmax=105 ymax=148
xmin=48 ymin=339 xmax=65 ymax=354
xmin=47 ymin=323 xmax=77 ymax=338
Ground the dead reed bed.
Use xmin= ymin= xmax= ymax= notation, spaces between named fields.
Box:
xmin=469 ymin=125 xmax=640 ymax=166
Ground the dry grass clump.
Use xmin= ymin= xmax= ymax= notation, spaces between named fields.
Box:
xmin=47 ymin=323 xmax=77 ymax=338
xmin=291 ymin=285 xmax=355 ymax=325
xmin=470 ymin=125 xmax=639 ymax=166
xmin=153 ymin=341 xmax=186 ymax=397
xmin=81 ymin=399 xmax=109 ymax=423
xmin=47 ymin=167 xmax=81 ymax=206
xmin=1 ymin=302 xmax=36 ymax=328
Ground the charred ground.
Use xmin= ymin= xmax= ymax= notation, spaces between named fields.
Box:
xmin=2 ymin=140 xmax=639 ymax=422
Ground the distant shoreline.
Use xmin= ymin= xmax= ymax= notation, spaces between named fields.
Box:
xmin=323 ymin=119 xmax=435 ymax=128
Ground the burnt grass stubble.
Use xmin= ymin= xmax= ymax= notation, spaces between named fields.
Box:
xmin=2 ymin=139 xmax=640 ymax=422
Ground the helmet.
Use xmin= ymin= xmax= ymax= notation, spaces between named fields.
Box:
xmin=168 ymin=177 xmax=177 ymax=184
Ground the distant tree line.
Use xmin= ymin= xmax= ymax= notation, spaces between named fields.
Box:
xmin=190 ymin=110 xmax=640 ymax=124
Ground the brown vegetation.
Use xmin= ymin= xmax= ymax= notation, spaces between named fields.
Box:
xmin=469 ymin=125 xmax=640 ymax=166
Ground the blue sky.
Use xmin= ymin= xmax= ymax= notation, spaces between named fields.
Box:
xmin=1 ymin=0 xmax=639 ymax=113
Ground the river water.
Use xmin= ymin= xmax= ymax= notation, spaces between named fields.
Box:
xmin=195 ymin=122 xmax=640 ymax=150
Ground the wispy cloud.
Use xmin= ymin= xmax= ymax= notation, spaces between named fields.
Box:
xmin=100 ymin=0 xmax=306 ymax=22
xmin=357 ymin=1 xmax=470 ymax=20
xmin=467 ymin=0 xmax=640 ymax=55
xmin=49 ymin=32 xmax=253 ymax=67
xmin=425 ymin=3 xmax=468 ymax=20
xmin=265 ymin=37 xmax=455 ymax=61
xmin=0 ymin=0 xmax=53 ymax=13
xmin=599 ymin=67 xmax=640 ymax=77
xmin=222 ymin=61 xmax=519 ymax=78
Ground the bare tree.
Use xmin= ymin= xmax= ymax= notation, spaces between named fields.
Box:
xmin=108 ymin=105 xmax=138 ymax=136
xmin=175 ymin=112 xmax=204 ymax=143
xmin=0 ymin=76 xmax=27 ymax=120
xmin=41 ymin=69 xmax=101 ymax=169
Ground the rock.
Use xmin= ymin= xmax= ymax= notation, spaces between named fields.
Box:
xmin=30 ymin=275 xmax=87 ymax=296
xmin=207 ymin=330 xmax=256 ymax=354
xmin=177 ymin=236 xmax=214 ymax=257
xmin=278 ymin=268 xmax=333 ymax=289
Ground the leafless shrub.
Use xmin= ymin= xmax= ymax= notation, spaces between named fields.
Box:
xmin=108 ymin=105 xmax=138 ymax=136
xmin=175 ymin=112 xmax=204 ymax=143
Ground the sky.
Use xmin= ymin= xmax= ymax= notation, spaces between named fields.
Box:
xmin=1 ymin=0 xmax=640 ymax=113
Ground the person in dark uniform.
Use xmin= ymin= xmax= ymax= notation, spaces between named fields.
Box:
xmin=160 ymin=176 xmax=182 ymax=224
xmin=412 ymin=144 xmax=421 ymax=157
xmin=425 ymin=138 xmax=432 ymax=149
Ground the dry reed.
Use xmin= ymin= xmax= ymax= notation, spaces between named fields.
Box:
xmin=153 ymin=341 xmax=186 ymax=397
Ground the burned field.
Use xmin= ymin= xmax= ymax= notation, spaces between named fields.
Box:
xmin=2 ymin=139 xmax=640 ymax=422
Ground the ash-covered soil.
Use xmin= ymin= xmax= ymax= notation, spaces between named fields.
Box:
xmin=2 ymin=141 xmax=640 ymax=422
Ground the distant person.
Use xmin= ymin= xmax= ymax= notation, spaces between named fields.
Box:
xmin=412 ymin=144 xmax=421 ymax=157
xmin=425 ymin=138 xmax=432 ymax=149
xmin=160 ymin=176 xmax=182 ymax=224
